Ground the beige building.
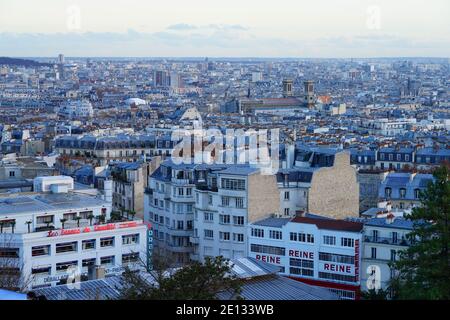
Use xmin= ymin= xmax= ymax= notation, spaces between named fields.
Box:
xmin=278 ymin=150 xmax=360 ymax=219
xmin=110 ymin=157 xmax=161 ymax=219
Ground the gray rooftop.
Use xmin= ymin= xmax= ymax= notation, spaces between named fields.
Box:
xmin=0 ymin=193 xmax=108 ymax=215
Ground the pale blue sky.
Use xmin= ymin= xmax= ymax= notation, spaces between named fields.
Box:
xmin=0 ymin=0 xmax=449 ymax=57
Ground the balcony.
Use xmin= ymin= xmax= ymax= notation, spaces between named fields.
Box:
xmin=167 ymin=227 xmax=194 ymax=237
xmin=364 ymin=236 xmax=410 ymax=246
xmin=166 ymin=243 xmax=193 ymax=253
xmin=171 ymin=178 xmax=192 ymax=185
xmin=189 ymin=236 xmax=200 ymax=244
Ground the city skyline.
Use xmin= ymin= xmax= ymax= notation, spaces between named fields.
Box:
xmin=1 ymin=0 xmax=449 ymax=58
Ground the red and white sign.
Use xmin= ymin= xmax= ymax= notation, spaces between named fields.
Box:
xmin=319 ymin=262 xmax=354 ymax=274
xmin=47 ymin=221 xmax=141 ymax=237
xmin=255 ymin=254 xmax=281 ymax=264
xmin=288 ymin=249 xmax=314 ymax=260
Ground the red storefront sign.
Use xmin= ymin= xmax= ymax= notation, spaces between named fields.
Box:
xmin=47 ymin=221 xmax=141 ymax=237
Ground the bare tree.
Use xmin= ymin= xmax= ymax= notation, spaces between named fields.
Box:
xmin=0 ymin=234 xmax=32 ymax=292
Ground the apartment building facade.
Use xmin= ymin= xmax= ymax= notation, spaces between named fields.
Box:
xmin=248 ymin=215 xmax=363 ymax=300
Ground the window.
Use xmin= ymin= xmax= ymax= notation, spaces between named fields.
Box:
xmin=380 ymin=153 xmax=385 ymax=160
xmin=177 ymin=221 xmax=184 ymax=230
xmin=37 ymin=215 xmax=54 ymax=224
xmin=79 ymin=211 xmax=93 ymax=219
xmin=100 ymin=237 xmax=115 ymax=248
xmin=208 ymin=195 xmax=213 ymax=205
xmin=290 ymin=232 xmax=297 ymax=241
xmin=204 ymin=229 xmax=214 ymax=239
xmin=55 ymin=242 xmax=77 ymax=254
xmin=219 ymin=214 xmax=230 ymax=224
xmin=269 ymin=230 xmax=282 ymax=240
xmin=399 ymin=188 xmax=406 ymax=198
xmin=319 ymin=252 xmax=354 ymax=264
xmin=233 ymin=216 xmax=244 ymax=225
xmin=397 ymin=154 xmax=401 ymax=161
xmin=122 ymin=253 xmax=139 ymax=264
xmin=250 ymin=244 xmax=286 ymax=256
xmin=385 ymin=187 xmax=392 ymax=198
xmin=186 ymin=188 xmax=192 ymax=196
xmin=289 ymin=258 xmax=314 ymax=277
xmin=32 ymin=266 xmax=51 ymax=275
xmin=82 ymin=239 xmax=96 ymax=250
xmin=323 ymin=235 xmax=336 ymax=246
xmin=388 ymin=154 xmax=393 ymax=161
xmin=233 ymin=233 xmax=244 ymax=243
xmin=284 ymin=191 xmax=290 ymax=200
xmin=284 ymin=208 xmax=290 ymax=216
xmin=414 ymin=189 xmax=421 ymax=199
xmin=221 ymin=196 xmax=230 ymax=207
xmin=341 ymin=238 xmax=355 ymax=248
xmin=63 ymin=212 xmax=77 ymax=221
xmin=235 ymin=197 xmax=244 ymax=208
xmin=82 ymin=258 xmax=96 ymax=268
xmin=122 ymin=234 xmax=139 ymax=245
xmin=219 ymin=232 xmax=230 ymax=241
xmin=319 ymin=272 xmax=356 ymax=283
xmin=204 ymin=212 xmax=214 ymax=222
xmin=390 ymin=250 xmax=397 ymax=261
xmin=371 ymin=247 xmax=377 ymax=259
xmin=0 ymin=248 xmax=19 ymax=258
xmin=56 ymin=261 xmax=78 ymax=272
xmin=290 ymin=267 xmax=314 ymax=277
xmin=392 ymin=232 xmax=398 ymax=244
xmin=221 ymin=178 xmax=245 ymax=190
xmin=9 ymin=171 xmax=15 ymax=177
xmin=251 ymin=228 xmax=264 ymax=238
xmin=405 ymin=155 xmax=410 ymax=162
xmin=186 ymin=204 xmax=193 ymax=213
xmin=100 ymin=256 xmax=115 ymax=266
xmin=293 ymin=232 xmax=314 ymax=243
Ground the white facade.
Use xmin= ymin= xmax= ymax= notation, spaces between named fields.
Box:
xmin=58 ymin=100 xmax=94 ymax=119
xmin=360 ymin=215 xmax=413 ymax=295
xmin=192 ymin=173 xmax=249 ymax=262
xmin=248 ymin=216 xmax=363 ymax=300
xmin=0 ymin=192 xmax=148 ymax=290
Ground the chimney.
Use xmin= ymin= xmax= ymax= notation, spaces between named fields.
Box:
xmin=386 ymin=213 xmax=395 ymax=224
xmin=295 ymin=210 xmax=306 ymax=217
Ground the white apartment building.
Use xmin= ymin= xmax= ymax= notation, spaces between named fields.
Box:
xmin=0 ymin=177 xmax=148 ymax=290
xmin=248 ymin=215 xmax=363 ymax=300
xmin=359 ymin=214 xmax=413 ymax=296
xmin=192 ymin=166 xmax=279 ymax=262
xmin=58 ymin=100 xmax=94 ymax=119
xmin=145 ymin=160 xmax=280 ymax=266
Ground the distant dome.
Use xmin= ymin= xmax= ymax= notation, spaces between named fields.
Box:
xmin=125 ymin=98 xmax=147 ymax=106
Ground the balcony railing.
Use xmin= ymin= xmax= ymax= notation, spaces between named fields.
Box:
xmin=364 ymin=236 xmax=410 ymax=246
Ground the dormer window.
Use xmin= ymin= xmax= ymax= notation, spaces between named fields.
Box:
xmin=414 ymin=188 xmax=421 ymax=199
xmin=399 ymin=188 xmax=406 ymax=199
xmin=385 ymin=187 xmax=392 ymax=198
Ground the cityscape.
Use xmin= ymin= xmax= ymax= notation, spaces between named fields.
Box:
xmin=0 ymin=0 xmax=449 ymax=308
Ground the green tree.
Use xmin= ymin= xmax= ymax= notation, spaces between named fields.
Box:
xmin=361 ymin=288 xmax=389 ymax=300
xmin=392 ymin=165 xmax=450 ymax=299
xmin=118 ymin=255 xmax=242 ymax=300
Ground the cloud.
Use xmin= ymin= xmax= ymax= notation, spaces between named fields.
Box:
xmin=166 ymin=23 xmax=198 ymax=31
xmin=166 ymin=23 xmax=249 ymax=32
xmin=0 ymin=29 xmax=448 ymax=58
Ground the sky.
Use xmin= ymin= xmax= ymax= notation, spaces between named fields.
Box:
xmin=0 ymin=0 xmax=449 ymax=58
